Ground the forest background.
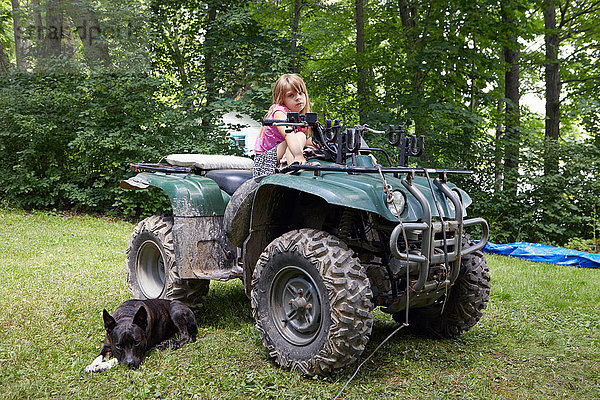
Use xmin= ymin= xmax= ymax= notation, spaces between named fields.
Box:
xmin=0 ymin=0 xmax=599 ymax=248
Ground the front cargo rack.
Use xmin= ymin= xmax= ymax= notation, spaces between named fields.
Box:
xmin=281 ymin=164 xmax=473 ymax=175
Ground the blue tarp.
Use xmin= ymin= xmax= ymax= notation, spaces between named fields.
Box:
xmin=483 ymin=242 xmax=600 ymax=269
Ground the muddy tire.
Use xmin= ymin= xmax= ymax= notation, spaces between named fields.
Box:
xmin=126 ymin=215 xmax=209 ymax=312
xmin=251 ymin=229 xmax=374 ymax=376
xmin=395 ymin=236 xmax=491 ymax=338
xmin=224 ymin=178 xmax=259 ymax=247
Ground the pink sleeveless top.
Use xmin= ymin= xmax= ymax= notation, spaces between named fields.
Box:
xmin=254 ymin=105 xmax=288 ymax=154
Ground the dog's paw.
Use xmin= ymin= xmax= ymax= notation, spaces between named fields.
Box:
xmin=156 ymin=339 xmax=174 ymax=350
xmin=85 ymin=355 xmax=118 ymax=373
xmin=85 ymin=355 xmax=104 ymax=372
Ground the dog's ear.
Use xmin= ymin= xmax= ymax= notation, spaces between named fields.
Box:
xmin=103 ymin=309 xmax=116 ymax=333
xmin=133 ymin=306 xmax=148 ymax=332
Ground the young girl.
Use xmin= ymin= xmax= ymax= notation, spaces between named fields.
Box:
xmin=253 ymin=74 xmax=313 ymax=177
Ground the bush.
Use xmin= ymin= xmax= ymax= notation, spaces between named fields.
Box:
xmin=564 ymin=238 xmax=599 ymax=253
xmin=0 ymin=72 xmax=232 ymax=217
xmin=470 ymin=139 xmax=600 ymax=246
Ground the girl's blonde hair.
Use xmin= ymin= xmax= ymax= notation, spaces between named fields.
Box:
xmin=259 ymin=74 xmax=312 ymax=139
xmin=270 ymin=73 xmax=312 ymax=114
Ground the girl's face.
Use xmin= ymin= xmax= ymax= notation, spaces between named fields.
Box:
xmin=282 ymin=88 xmax=306 ymax=113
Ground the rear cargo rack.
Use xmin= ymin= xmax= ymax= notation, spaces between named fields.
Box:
xmin=129 ymin=163 xmax=194 ymax=174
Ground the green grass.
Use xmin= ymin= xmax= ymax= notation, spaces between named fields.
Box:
xmin=0 ymin=208 xmax=599 ymax=399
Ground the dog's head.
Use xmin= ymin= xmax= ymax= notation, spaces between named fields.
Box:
xmin=103 ymin=306 xmax=149 ymax=369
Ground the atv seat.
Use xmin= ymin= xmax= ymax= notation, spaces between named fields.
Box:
xmin=206 ymin=169 xmax=254 ymax=196
xmin=165 ymin=154 xmax=254 ymax=170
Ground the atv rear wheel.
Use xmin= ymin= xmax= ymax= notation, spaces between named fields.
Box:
xmin=251 ymin=229 xmax=374 ymax=376
xmin=126 ymin=215 xmax=209 ymax=312
xmin=395 ymin=236 xmax=490 ymax=337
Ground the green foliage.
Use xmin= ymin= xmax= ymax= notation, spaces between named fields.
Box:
xmin=0 ymin=0 xmax=289 ymax=218
xmin=0 ymin=0 xmax=13 ymax=52
xmin=150 ymin=0 xmax=293 ymax=116
xmin=564 ymin=237 xmax=598 ymax=253
xmin=0 ymin=72 xmax=232 ymax=217
xmin=1 ymin=0 xmax=600 ymax=245
xmin=472 ymin=138 xmax=600 ymax=245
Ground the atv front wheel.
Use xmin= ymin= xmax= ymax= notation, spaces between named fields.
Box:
xmin=251 ymin=229 xmax=374 ymax=376
xmin=395 ymin=236 xmax=491 ymax=337
xmin=126 ymin=215 xmax=209 ymax=312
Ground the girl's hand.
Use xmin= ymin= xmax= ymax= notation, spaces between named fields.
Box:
xmin=303 ymin=147 xmax=317 ymax=158
xmin=291 ymin=155 xmax=307 ymax=165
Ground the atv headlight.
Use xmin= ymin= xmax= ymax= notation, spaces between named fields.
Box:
xmin=387 ymin=190 xmax=406 ymax=216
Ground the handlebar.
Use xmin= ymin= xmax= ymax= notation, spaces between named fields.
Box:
xmin=261 ymin=119 xmax=278 ymax=126
xmin=259 ymin=112 xmax=420 ymax=167
xmin=262 ymin=112 xmax=318 ymax=126
xmin=262 ymin=119 xmax=308 ymax=127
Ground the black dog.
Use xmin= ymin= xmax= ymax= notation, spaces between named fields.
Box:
xmin=86 ymin=299 xmax=197 ymax=372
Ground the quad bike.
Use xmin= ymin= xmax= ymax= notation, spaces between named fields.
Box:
xmin=120 ymin=112 xmax=491 ymax=376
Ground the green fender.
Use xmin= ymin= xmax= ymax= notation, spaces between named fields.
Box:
xmin=120 ymin=172 xmax=229 ymax=217
xmin=256 ymin=171 xmax=460 ymax=222
xmin=257 ymin=172 xmax=402 ymax=222
xmin=256 ymin=172 xmax=393 ymax=220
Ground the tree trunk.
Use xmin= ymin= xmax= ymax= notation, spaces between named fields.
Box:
xmin=202 ymin=5 xmax=218 ymax=122
xmin=158 ymin=25 xmax=188 ymax=87
xmin=68 ymin=2 xmax=111 ymax=67
xmin=469 ymin=36 xmax=479 ymax=111
xmin=501 ymin=3 xmax=520 ymax=197
xmin=62 ymin=17 xmax=75 ymax=59
xmin=544 ymin=0 xmax=560 ymax=175
xmin=0 ymin=42 xmax=11 ymax=74
xmin=398 ymin=0 xmax=425 ymax=136
xmin=204 ymin=6 xmax=217 ymax=101
xmin=495 ymin=99 xmax=504 ymax=191
xmin=43 ymin=0 xmax=63 ymax=59
xmin=31 ymin=0 xmax=43 ymax=47
xmin=291 ymin=0 xmax=302 ymax=72
xmin=355 ymin=0 xmax=368 ymax=123
xmin=11 ymin=0 xmax=27 ymax=71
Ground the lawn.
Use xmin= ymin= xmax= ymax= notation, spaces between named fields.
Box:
xmin=0 ymin=208 xmax=598 ymax=399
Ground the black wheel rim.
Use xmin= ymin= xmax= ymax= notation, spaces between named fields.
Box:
xmin=270 ymin=265 xmax=323 ymax=346
xmin=136 ymin=240 xmax=166 ymax=298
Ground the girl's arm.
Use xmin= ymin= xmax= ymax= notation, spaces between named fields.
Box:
xmin=272 ymin=110 xmax=289 ymax=138
xmin=272 ymin=110 xmax=313 ymax=144
xmin=306 ymin=135 xmax=314 ymax=147
xmin=273 ymin=110 xmax=307 ymax=164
